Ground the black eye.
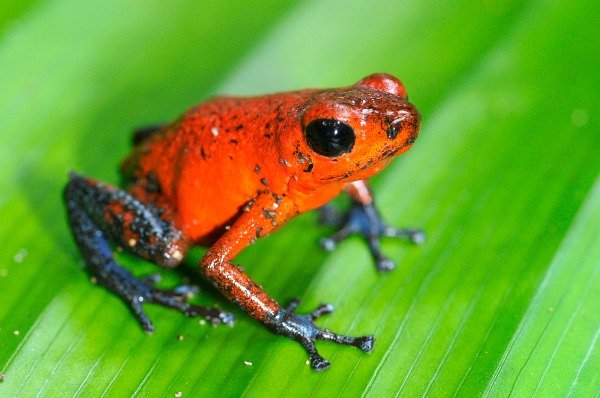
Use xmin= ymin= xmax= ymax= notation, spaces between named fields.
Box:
xmin=304 ymin=119 xmax=355 ymax=157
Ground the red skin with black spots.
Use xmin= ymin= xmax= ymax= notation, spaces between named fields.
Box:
xmin=65 ymin=73 xmax=422 ymax=370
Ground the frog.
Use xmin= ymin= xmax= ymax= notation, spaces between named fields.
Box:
xmin=63 ymin=73 xmax=424 ymax=371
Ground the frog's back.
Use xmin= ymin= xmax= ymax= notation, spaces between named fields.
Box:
xmin=120 ymin=92 xmax=313 ymax=243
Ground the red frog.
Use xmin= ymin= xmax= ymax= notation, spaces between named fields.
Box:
xmin=64 ymin=73 xmax=423 ymax=371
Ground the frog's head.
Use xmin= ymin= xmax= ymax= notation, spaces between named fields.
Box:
xmin=284 ymin=73 xmax=420 ymax=189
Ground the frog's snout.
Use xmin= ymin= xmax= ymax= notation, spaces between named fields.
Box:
xmin=385 ymin=109 xmax=421 ymax=143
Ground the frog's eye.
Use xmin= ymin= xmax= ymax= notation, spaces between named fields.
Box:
xmin=304 ymin=119 xmax=355 ymax=157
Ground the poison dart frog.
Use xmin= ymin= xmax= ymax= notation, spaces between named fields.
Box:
xmin=64 ymin=73 xmax=423 ymax=371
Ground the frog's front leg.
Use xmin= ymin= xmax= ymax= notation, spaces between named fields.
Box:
xmin=63 ymin=173 xmax=234 ymax=332
xmin=320 ymin=180 xmax=425 ymax=271
xmin=199 ymin=194 xmax=373 ymax=371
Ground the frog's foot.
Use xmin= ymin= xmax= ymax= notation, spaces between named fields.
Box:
xmin=98 ymin=265 xmax=235 ymax=332
xmin=268 ymin=299 xmax=374 ymax=371
xmin=319 ymin=203 xmax=425 ymax=272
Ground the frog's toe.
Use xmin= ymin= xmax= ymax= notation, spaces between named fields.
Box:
xmin=310 ymin=354 xmax=331 ymax=372
xmin=365 ymin=234 xmax=395 ymax=272
xmin=316 ymin=329 xmax=375 ymax=352
xmin=151 ymin=288 xmax=234 ymax=326
xmin=309 ymin=303 xmax=334 ymax=321
xmin=375 ymin=257 xmax=396 ymax=272
xmin=184 ymin=305 xmax=236 ymax=326
xmin=129 ymin=295 xmax=155 ymax=333
xmin=319 ymin=226 xmax=352 ymax=252
xmin=383 ymin=226 xmax=426 ymax=245
xmin=320 ymin=237 xmax=337 ymax=252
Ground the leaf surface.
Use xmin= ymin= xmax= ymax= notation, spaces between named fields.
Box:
xmin=1 ymin=0 xmax=598 ymax=396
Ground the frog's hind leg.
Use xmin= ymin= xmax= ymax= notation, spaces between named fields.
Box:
xmin=63 ymin=172 xmax=234 ymax=332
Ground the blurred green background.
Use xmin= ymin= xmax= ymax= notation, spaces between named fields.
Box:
xmin=1 ymin=0 xmax=599 ymax=396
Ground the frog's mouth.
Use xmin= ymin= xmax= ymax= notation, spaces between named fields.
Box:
xmin=320 ymin=145 xmax=402 ymax=182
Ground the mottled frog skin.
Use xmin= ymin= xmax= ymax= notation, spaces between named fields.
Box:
xmin=64 ymin=73 xmax=423 ymax=371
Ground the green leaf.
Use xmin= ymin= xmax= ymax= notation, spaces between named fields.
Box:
xmin=1 ymin=0 xmax=599 ymax=396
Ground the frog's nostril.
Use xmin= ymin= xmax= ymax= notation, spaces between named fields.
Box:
xmin=386 ymin=110 xmax=420 ymax=141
